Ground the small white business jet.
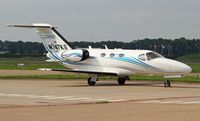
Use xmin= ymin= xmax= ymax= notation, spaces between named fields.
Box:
xmin=7 ymin=23 xmax=192 ymax=87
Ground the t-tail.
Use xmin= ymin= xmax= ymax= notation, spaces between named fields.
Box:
xmin=7 ymin=23 xmax=74 ymax=60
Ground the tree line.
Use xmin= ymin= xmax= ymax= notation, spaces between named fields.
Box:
xmin=0 ymin=37 xmax=200 ymax=58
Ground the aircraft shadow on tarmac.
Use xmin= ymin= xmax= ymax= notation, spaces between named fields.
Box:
xmin=59 ymin=82 xmax=160 ymax=87
xmin=61 ymin=82 xmax=160 ymax=87
xmin=59 ymin=81 xmax=200 ymax=89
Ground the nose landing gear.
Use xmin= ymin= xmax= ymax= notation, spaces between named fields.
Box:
xmin=164 ymin=80 xmax=171 ymax=87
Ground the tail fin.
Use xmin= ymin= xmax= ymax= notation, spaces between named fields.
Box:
xmin=7 ymin=23 xmax=73 ymax=52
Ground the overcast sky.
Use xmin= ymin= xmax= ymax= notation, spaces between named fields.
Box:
xmin=1 ymin=0 xmax=200 ymax=42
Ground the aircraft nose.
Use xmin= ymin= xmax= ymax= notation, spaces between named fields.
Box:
xmin=147 ymin=58 xmax=192 ymax=74
xmin=182 ymin=64 xmax=192 ymax=73
xmin=170 ymin=61 xmax=192 ymax=73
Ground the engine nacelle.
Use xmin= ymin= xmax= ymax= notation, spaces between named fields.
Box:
xmin=61 ymin=49 xmax=89 ymax=62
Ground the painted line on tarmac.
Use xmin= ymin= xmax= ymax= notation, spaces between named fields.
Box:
xmin=0 ymin=93 xmax=105 ymax=101
xmin=179 ymin=101 xmax=200 ymax=104
xmin=157 ymin=101 xmax=184 ymax=104
xmin=139 ymin=100 xmax=200 ymax=105
xmin=107 ymin=99 xmax=132 ymax=102
xmin=0 ymin=93 xmax=126 ymax=103
xmin=139 ymin=100 xmax=161 ymax=103
xmin=3 ymin=93 xmax=200 ymax=105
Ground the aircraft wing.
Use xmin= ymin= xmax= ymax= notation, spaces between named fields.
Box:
xmin=38 ymin=68 xmax=118 ymax=76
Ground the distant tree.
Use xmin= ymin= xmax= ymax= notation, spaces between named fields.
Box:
xmin=0 ymin=38 xmax=200 ymax=58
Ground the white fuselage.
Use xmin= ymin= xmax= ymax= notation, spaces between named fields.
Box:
xmin=52 ymin=49 xmax=192 ymax=76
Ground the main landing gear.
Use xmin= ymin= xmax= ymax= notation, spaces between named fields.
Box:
xmin=118 ymin=76 xmax=129 ymax=85
xmin=164 ymin=80 xmax=171 ymax=87
xmin=87 ymin=75 xmax=129 ymax=86
xmin=87 ymin=75 xmax=98 ymax=86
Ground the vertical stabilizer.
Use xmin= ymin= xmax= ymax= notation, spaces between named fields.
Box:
xmin=7 ymin=23 xmax=73 ymax=53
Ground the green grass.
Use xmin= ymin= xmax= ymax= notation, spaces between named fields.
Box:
xmin=175 ymin=54 xmax=200 ymax=73
xmin=0 ymin=57 xmax=65 ymax=70
xmin=187 ymin=63 xmax=200 ymax=73
xmin=0 ymin=75 xmax=88 ymax=79
xmin=130 ymin=75 xmax=163 ymax=81
xmin=176 ymin=54 xmax=200 ymax=61
xmin=130 ymin=75 xmax=200 ymax=82
xmin=0 ymin=57 xmax=47 ymax=61
xmin=0 ymin=75 xmax=199 ymax=82
xmin=170 ymin=77 xmax=200 ymax=82
xmin=0 ymin=61 xmax=65 ymax=70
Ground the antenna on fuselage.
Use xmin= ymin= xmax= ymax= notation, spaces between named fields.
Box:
xmin=89 ymin=46 xmax=92 ymax=49
xmin=104 ymin=45 xmax=108 ymax=49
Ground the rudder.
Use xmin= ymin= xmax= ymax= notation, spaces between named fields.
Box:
xmin=33 ymin=23 xmax=72 ymax=52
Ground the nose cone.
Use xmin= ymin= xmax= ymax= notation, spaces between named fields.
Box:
xmin=150 ymin=58 xmax=192 ymax=74
xmin=182 ymin=63 xmax=192 ymax=73
xmin=169 ymin=60 xmax=192 ymax=73
xmin=147 ymin=58 xmax=192 ymax=74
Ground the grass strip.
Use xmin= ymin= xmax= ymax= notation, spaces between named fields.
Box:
xmin=0 ymin=75 xmax=199 ymax=82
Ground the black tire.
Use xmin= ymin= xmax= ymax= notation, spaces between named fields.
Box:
xmin=164 ymin=80 xmax=171 ymax=87
xmin=167 ymin=80 xmax=171 ymax=87
xmin=164 ymin=81 xmax=167 ymax=87
xmin=118 ymin=77 xmax=126 ymax=85
xmin=87 ymin=77 xmax=96 ymax=86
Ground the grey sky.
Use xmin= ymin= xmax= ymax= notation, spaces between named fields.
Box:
xmin=1 ymin=0 xmax=200 ymax=42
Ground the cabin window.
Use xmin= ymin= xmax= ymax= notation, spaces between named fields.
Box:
xmin=101 ymin=53 xmax=106 ymax=57
xmin=119 ymin=54 xmax=124 ymax=57
xmin=110 ymin=53 xmax=115 ymax=57
xmin=138 ymin=54 xmax=146 ymax=61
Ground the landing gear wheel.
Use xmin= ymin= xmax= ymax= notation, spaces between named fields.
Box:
xmin=164 ymin=80 xmax=171 ymax=87
xmin=87 ymin=77 xmax=96 ymax=86
xmin=118 ymin=77 xmax=126 ymax=85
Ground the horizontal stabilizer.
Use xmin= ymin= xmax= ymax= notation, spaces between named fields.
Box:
xmin=7 ymin=23 xmax=54 ymax=28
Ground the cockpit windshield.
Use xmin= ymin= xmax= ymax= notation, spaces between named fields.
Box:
xmin=146 ymin=52 xmax=163 ymax=60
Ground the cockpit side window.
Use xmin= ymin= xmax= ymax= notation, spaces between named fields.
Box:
xmin=138 ymin=54 xmax=146 ymax=61
xmin=146 ymin=52 xmax=162 ymax=60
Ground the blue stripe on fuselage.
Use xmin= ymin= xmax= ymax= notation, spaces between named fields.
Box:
xmin=110 ymin=57 xmax=158 ymax=70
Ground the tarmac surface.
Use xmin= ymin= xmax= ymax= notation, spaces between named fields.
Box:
xmin=0 ymin=79 xmax=200 ymax=121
